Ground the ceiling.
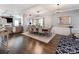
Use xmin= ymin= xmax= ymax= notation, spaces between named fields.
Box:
xmin=25 ymin=4 xmax=79 ymax=15
xmin=0 ymin=4 xmax=79 ymax=16
xmin=0 ymin=4 xmax=36 ymax=16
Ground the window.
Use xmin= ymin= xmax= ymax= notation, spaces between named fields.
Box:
xmin=33 ymin=18 xmax=44 ymax=27
xmin=33 ymin=19 xmax=37 ymax=25
xmin=14 ymin=20 xmax=19 ymax=26
xmin=13 ymin=15 xmax=22 ymax=26
xmin=38 ymin=18 xmax=43 ymax=26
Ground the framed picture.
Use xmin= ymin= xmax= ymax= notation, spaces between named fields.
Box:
xmin=58 ymin=16 xmax=71 ymax=25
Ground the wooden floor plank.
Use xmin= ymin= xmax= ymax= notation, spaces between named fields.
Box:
xmin=0 ymin=34 xmax=61 ymax=54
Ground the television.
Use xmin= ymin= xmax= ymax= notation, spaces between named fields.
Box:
xmin=6 ymin=18 xmax=13 ymax=23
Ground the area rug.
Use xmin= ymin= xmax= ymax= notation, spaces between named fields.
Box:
xmin=22 ymin=32 xmax=55 ymax=43
xmin=56 ymin=36 xmax=79 ymax=54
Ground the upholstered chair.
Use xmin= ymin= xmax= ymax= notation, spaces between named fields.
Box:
xmin=46 ymin=26 xmax=53 ymax=36
xmin=32 ymin=25 xmax=37 ymax=33
xmin=28 ymin=25 xmax=33 ymax=33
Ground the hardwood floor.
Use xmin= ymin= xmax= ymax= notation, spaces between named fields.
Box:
xmin=0 ymin=34 xmax=61 ymax=54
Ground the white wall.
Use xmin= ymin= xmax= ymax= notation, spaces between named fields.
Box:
xmin=23 ymin=14 xmax=29 ymax=32
xmin=43 ymin=15 xmax=53 ymax=28
xmin=51 ymin=10 xmax=79 ymax=33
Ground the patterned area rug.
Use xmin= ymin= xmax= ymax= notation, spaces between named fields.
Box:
xmin=22 ymin=32 xmax=55 ymax=43
xmin=56 ymin=36 xmax=79 ymax=54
